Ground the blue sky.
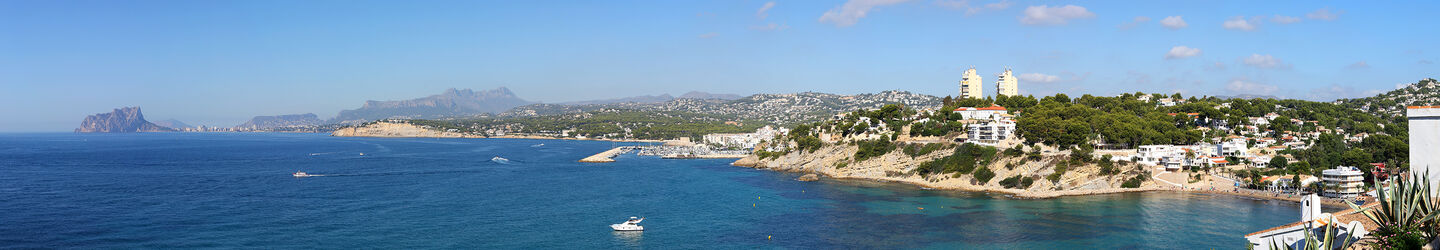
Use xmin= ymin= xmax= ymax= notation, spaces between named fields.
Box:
xmin=2 ymin=0 xmax=1437 ymax=131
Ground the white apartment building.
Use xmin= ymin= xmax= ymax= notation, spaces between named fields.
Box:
xmin=966 ymin=119 xmax=1015 ymax=146
xmin=959 ymin=67 xmax=983 ymax=99
xmin=1137 ymin=145 xmax=1177 ymax=165
xmin=1322 ymin=166 xmax=1365 ymax=199
xmin=1217 ymin=138 xmax=1247 ymax=156
xmin=995 ymin=68 xmax=1018 ymax=97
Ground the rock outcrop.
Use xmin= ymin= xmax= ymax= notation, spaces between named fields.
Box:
xmin=796 ymin=174 xmax=820 ymax=182
xmin=235 ymin=113 xmax=323 ymax=130
xmin=75 ymin=107 xmax=175 ymax=133
xmin=331 ymin=87 xmax=532 ymax=124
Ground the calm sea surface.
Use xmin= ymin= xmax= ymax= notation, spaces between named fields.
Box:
xmin=0 ymin=133 xmax=1304 ymax=249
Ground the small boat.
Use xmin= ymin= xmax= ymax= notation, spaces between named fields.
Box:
xmin=491 ymin=156 xmax=510 ymax=164
xmin=531 ymin=144 xmax=544 ymax=147
xmin=293 ymin=171 xmax=313 ymax=178
xmin=610 ymin=217 xmax=644 ymax=231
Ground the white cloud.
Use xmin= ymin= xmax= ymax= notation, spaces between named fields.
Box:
xmin=1271 ymin=15 xmax=1301 ymax=24
xmin=1226 ymin=78 xmax=1278 ymax=95
xmin=1241 ymin=54 xmax=1291 ymax=69
xmin=935 ymin=0 xmax=1012 ymax=15
xmin=1206 ymin=62 xmax=1227 ymax=71
xmin=750 ymin=23 xmax=790 ymax=31
xmin=1165 ymin=46 xmax=1201 ymax=59
xmin=757 ymin=2 xmax=776 ymax=20
xmin=1346 ymin=61 xmax=1370 ymax=69
xmin=1018 ymin=73 xmax=1061 ymax=83
xmin=1307 ymin=8 xmax=1341 ymax=20
xmin=698 ymin=33 xmax=719 ymax=39
xmin=1118 ymin=16 xmax=1150 ymax=29
xmin=819 ymin=0 xmax=912 ymax=27
xmin=983 ymin=1 xmax=1012 ymax=10
xmin=1159 ymin=16 xmax=1187 ymax=30
xmin=1019 ymin=5 xmax=1095 ymax=26
xmin=1222 ymin=16 xmax=1259 ymax=31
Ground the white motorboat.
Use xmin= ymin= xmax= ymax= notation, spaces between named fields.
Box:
xmin=610 ymin=217 xmax=644 ymax=231
xmin=491 ymin=156 xmax=510 ymax=164
xmin=531 ymin=144 xmax=544 ymax=147
xmin=293 ymin=171 xmax=312 ymax=178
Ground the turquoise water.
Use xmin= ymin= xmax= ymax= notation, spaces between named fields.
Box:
xmin=0 ymin=133 xmax=1302 ymax=249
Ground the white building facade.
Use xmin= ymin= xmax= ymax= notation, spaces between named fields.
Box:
xmin=1322 ymin=166 xmax=1365 ymax=199
xmin=995 ymin=68 xmax=1018 ymax=97
xmin=959 ymin=67 xmax=983 ymax=99
xmin=1410 ymin=106 xmax=1440 ymax=193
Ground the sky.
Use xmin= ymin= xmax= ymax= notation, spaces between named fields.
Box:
xmin=2 ymin=0 xmax=1438 ymax=131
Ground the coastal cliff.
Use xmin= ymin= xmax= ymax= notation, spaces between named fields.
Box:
xmin=331 ymin=122 xmax=480 ymax=138
xmin=733 ymin=144 xmax=1161 ymax=198
xmin=75 ymin=107 xmax=175 ymax=133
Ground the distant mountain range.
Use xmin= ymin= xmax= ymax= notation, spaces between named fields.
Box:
xmin=553 ymin=91 xmax=742 ymax=105
xmin=503 ymin=90 xmax=941 ymax=125
xmin=1211 ymin=94 xmax=1280 ymax=100
xmin=75 ymin=107 xmax=174 ymax=133
xmin=152 ymin=119 xmax=195 ymax=129
xmin=236 ymin=113 xmax=323 ymax=130
xmin=330 ymin=88 xmax=533 ymax=124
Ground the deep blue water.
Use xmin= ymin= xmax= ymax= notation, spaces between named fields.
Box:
xmin=0 ymin=133 xmax=1304 ymax=249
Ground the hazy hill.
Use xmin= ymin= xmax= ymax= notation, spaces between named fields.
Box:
xmin=152 ymin=119 xmax=194 ymax=129
xmin=501 ymin=90 xmax=940 ymax=126
xmin=236 ymin=113 xmax=323 ymax=130
xmin=331 ymin=87 xmax=532 ymax=124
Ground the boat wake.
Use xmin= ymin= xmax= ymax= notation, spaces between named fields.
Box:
xmin=305 ymin=169 xmax=498 ymax=178
xmin=491 ymin=156 xmax=513 ymax=164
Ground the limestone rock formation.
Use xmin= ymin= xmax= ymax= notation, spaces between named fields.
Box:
xmin=75 ymin=107 xmax=174 ymax=133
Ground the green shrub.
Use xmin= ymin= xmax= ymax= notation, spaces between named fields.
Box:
xmin=999 ymin=176 xmax=1035 ymax=189
xmin=1003 ymin=145 xmax=1023 ymax=157
xmin=973 ymin=166 xmax=996 ymax=184
xmin=1121 ymin=175 xmax=1145 ymax=188
xmin=902 ymin=143 xmax=943 ymax=157
xmin=911 ymin=143 xmax=998 ymax=176
xmin=853 ymin=139 xmax=895 ymax=162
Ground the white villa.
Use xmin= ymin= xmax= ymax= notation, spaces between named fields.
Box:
xmin=952 ymin=105 xmax=1009 ymax=120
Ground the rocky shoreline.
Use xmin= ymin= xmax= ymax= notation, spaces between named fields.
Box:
xmin=731 ymin=144 xmax=1359 ymax=206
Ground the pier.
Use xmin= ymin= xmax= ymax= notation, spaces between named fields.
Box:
xmin=579 ymin=146 xmax=638 ymax=163
xmin=580 ymin=145 xmax=751 ymax=163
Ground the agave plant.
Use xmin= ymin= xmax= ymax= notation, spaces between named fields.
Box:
xmin=1351 ymin=172 xmax=1440 ymax=239
xmin=1266 ymin=219 xmax=1358 ymax=250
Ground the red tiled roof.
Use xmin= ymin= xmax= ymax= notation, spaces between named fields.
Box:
xmin=976 ymin=105 xmax=1007 ymax=111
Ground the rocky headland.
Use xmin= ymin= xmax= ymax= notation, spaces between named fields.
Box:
xmin=732 ymin=143 xmax=1163 ymax=199
xmin=75 ymin=107 xmax=175 ymax=133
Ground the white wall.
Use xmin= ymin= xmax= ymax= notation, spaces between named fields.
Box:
xmin=1409 ymin=107 xmax=1440 ymax=192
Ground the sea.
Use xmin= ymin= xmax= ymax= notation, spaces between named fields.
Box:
xmin=0 ymin=133 xmax=1307 ymax=249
